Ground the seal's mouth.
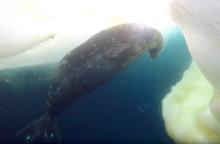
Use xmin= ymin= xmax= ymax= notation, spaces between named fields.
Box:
xmin=148 ymin=47 xmax=161 ymax=59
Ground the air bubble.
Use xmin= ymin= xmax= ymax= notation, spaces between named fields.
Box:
xmin=26 ymin=135 xmax=31 ymax=141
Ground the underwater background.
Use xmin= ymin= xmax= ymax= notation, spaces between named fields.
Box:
xmin=0 ymin=27 xmax=191 ymax=143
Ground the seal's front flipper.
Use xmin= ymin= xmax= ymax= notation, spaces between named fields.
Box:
xmin=16 ymin=115 xmax=61 ymax=143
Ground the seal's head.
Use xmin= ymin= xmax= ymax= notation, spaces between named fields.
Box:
xmin=131 ymin=24 xmax=164 ymax=59
xmin=104 ymin=23 xmax=163 ymax=64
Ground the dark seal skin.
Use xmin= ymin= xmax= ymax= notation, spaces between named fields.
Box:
xmin=17 ymin=23 xmax=163 ymax=143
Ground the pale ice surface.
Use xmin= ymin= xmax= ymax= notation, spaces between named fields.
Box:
xmin=169 ymin=0 xmax=220 ymax=122
xmin=0 ymin=0 xmax=174 ymax=70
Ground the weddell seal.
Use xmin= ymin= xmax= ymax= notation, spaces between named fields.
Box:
xmin=17 ymin=23 xmax=163 ymax=142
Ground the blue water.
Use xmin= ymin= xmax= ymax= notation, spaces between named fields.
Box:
xmin=0 ymin=27 xmax=191 ymax=143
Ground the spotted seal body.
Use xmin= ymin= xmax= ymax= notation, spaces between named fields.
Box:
xmin=17 ymin=23 xmax=163 ymax=142
xmin=47 ymin=23 xmax=163 ymax=117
